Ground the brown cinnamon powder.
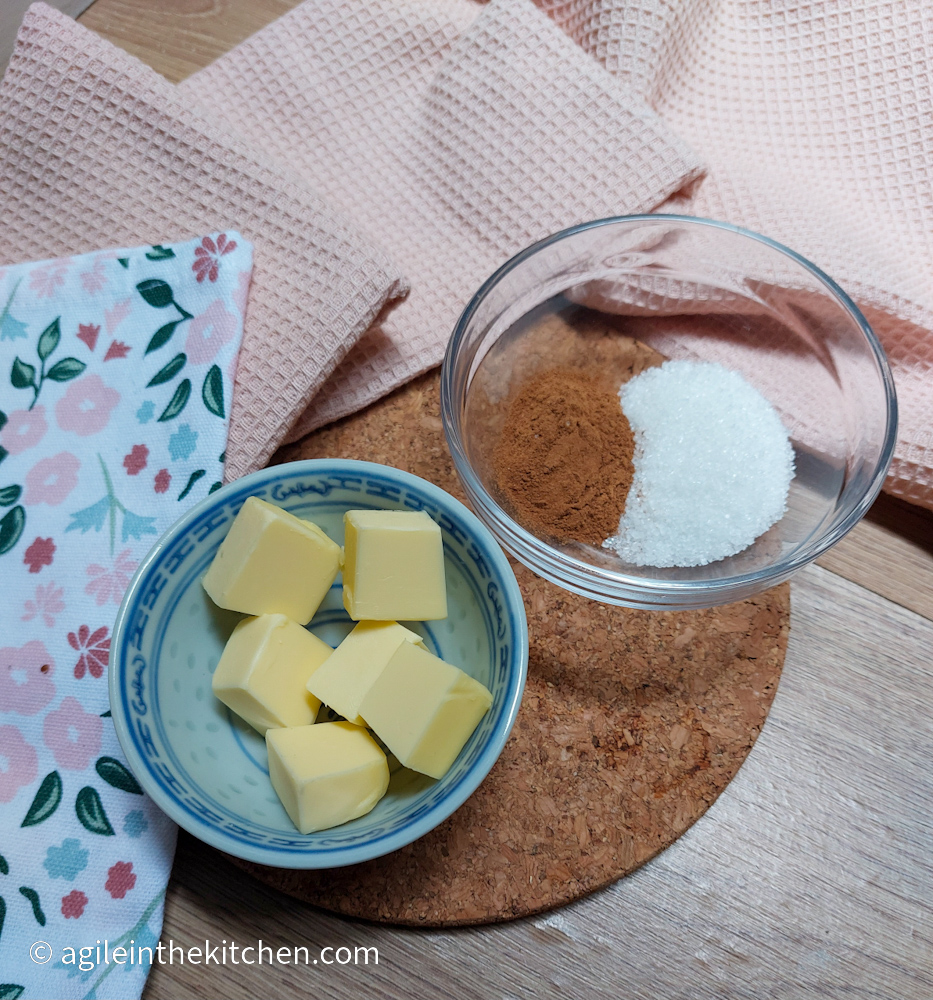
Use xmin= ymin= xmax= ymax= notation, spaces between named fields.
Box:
xmin=493 ymin=368 xmax=635 ymax=547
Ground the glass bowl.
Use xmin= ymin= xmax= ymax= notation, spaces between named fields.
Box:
xmin=441 ymin=215 xmax=897 ymax=610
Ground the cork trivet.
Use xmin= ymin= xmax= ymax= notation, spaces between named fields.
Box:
xmin=233 ymin=370 xmax=789 ymax=926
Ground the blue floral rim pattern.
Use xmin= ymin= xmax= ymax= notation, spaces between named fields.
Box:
xmin=109 ymin=460 xmax=528 ymax=869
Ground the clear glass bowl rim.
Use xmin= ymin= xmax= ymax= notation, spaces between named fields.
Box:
xmin=441 ymin=214 xmax=899 ymax=608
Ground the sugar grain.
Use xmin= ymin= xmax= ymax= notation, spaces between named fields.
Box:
xmin=606 ymin=360 xmax=795 ymax=567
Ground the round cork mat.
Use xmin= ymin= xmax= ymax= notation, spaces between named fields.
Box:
xmin=231 ymin=371 xmax=789 ymax=926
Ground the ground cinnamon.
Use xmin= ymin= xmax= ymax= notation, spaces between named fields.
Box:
xmin=493 ymin=368 xmax=635 ymax=547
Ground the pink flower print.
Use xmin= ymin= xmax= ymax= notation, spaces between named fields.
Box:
xmin=104 ymin=340 xmax=130 ymax=361
xmin=123 ymin=444 xmax=149 ymax=476
xmin=0 ymin=725 xmax=38 ymax=802
xmin=25 ymin=451 xmax=80 ymax=505
xmin=105 ymin=296 xmax=132 ymax=334
xmin=22 ymin=581 xmax=66 ymax=627
xmin=185 ymin=298 xmax=237 ymax=364
xmin=80 ymin=255 xmax=109 ymax=295
xmin=69 ymin=625 xmax=110 ymax=680
xmin=43 ymin=695 xmax=102 ymax=770
xmin=29 ymin=260 xmax=69 ymax=299
xmin=105 ymin=861 xmax=137 ymax=899
xmin=85 ymin=548 xmax=137 ymax=606
xmin=0 ymin=405 xmax=48 ymax=455
xmin=61 ymin=889 xmax=88 ymax=919
xmin=23 ymin=536 xmax=56 ymax=573
xmin=55 ymin=374 xmax=120 ymax=436
xmin=0 ymin=640 xmax=55 ymax=715
xmin=154 ymin=469 xmax=171 ymax=494
xmin=77 ymin=323 xmax=100 ymax=351
xmin=193 ymin=233 xmax=237 ymax=283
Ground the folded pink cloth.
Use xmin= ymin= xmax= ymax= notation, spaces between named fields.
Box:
xmin=180 ymin=0 xmax=704 ymax=439
xmin=7 ymin=0 xmax=933 ymax=511
xmin=184 ymin=0 xmax=933 ymax=509
xmin=538 ymin=0 xmax=933 ymax=507
xmin=0 ymin=3 xmax=406 ymax=482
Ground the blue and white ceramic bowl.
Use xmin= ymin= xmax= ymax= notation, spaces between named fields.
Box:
xmin=109 ymin=459 xmax=528 ymax=869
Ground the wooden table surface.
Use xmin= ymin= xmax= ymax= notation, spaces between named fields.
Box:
xmin=70 ymin=2 xmax=933 ymax=996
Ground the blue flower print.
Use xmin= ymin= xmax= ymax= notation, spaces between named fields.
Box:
xmin=122 ymin=509 xmax=158 ymax=542
xmin=123 ymin=809 xmax=149 ymax=838
xmin=43 ymin=837 xmax=89 ymax=880
xmin=136 ymin=400 xmax=155 ymax=424
xmin=122 ymin=925 xmax=159 ymax=974
xmin=168 ymin=423 xmax=198 ymax=462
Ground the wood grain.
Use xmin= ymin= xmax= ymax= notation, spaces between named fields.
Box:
xmin=816 ymin=492 xmax=933 ymax=621
xmin=79 ymin=0 xmax=301 ymax=83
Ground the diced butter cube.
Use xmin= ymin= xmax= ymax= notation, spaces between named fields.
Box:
xmin=211 ymin=614 xmax=331 ymax=734
xmin=308 ymin=621 xmax=426 ymax=726
xmin=342 ymin=509 xmax=447 ymax=621
xmin=358 ymin=642 xmax=492 ymax=779
xmin=266 ymin=721 xmax=390 ymax=834
xmin=203 ymin=496 xmax=341 ymax=624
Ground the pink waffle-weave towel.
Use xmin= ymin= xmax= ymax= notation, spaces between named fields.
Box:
xmin=180 ymin=0 xmax=705 ymax=438
xmin=0 ymin=3 xmax=407 ymax=483
xmin=539 ymin=0 xmax=933 ymax=506
xmin=184 ymin=0 xmax=933 ymax=510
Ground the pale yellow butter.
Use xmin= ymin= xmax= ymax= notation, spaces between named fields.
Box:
xmin=358 ymin=642 xmax=492 ymax=780
xmin=342 ymin=509 xmax=447 ymax=621
xmin=211 ymin=614 xmax=331 ymax=734
xmin=203 ymin=496 xmax=341 ymax=624
xmin=266 ymin=721 xmax=390 ymax=834
xmin=308 ymin=621 xmax=426 ymax=726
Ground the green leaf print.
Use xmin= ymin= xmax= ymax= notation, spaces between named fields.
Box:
xmin=0 ymin=897 xmax=5 ymax=945
xmin=10 ymin=357 xmax=35 ymax=390
xmin=136 ymin=278 xmax=175 ymax=309
xmin=75 ymin=786 xmax=115 ymax=836
xmin=0 ymin=986 xmax=24 ymax=1000
xmin=36 ymin=317 xmax=60 ymax=361
xmin=12 ymin=314 xmax=84 ymax=408
xmin=177 ymin=469 xmax=206 ymax=501
xmin=0 ymin=410 xmax=6 ymax=431
xmin=0 ymin=506 xmax=25 ymax=556
xmin=145 ymin=245 xmax=176 ymax=260
xmin=0 ymin=854 xmax=7 ymax=875
xmin=138 ymin=276 xmax=193 ymax=357
xmin=147 ymin=352 xmax=186 ymax=386
xmin=0 ymin=485 xmax=21 ymax=506
xmin=202 ymin=364 xmax=225 ymax=418
xmin=18 ymin=887 xmax=45 ymax=926
xmin=158 ymin=378 xmax=191 ymax=421
xmin=45 ymin=357 xmax=86 ymax=382
xmin=117 ymin=257 xmax=129 ymax=269
xmin=21 ymin=770 xmax=62 ymax=827
xmin=145 ymin=320 xmax=182 ymax=355
xmin=95 ymin=757 xmax=143 ymax=795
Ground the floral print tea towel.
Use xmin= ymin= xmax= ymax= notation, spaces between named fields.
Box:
xmin=0 ymin=232 xmax=252 ymax=1000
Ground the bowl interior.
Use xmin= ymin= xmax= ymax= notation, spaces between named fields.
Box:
xmin=111 ymin=461 xmax=527 ymax=868
xmin=444 ymin=216 xmax=897 ymax=608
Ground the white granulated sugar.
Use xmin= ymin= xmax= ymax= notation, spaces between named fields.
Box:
xmin=606 ymin=360 xmax=795 ymax=568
